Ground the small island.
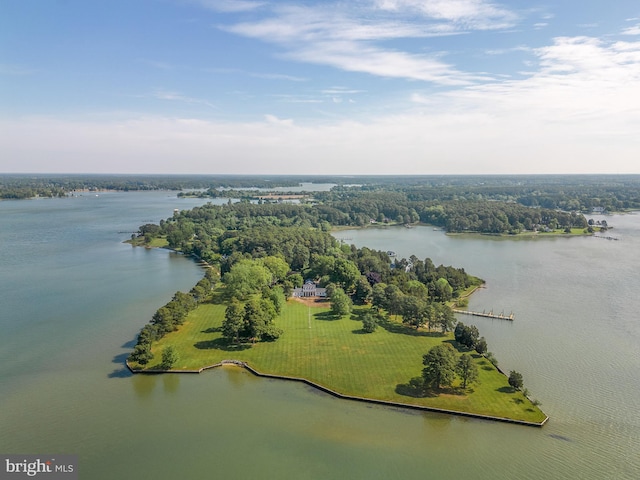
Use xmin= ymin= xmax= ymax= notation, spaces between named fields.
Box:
xmin=126 ymin=191 xmax=548 ymax=426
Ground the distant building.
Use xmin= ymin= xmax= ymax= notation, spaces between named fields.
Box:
xmin=292 ymin=280 xmax=327 ymax=298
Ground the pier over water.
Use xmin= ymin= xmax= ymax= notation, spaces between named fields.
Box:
xmin=452 ymin=309 xmax=514 ymax=321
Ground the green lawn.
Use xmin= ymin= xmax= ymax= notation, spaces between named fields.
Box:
xmin=137 ymin=299 xmax=547 ymax=424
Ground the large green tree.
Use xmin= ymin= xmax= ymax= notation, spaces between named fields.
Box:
xmin=223 ymin=259 xmax=271 ymax=300
xmin=400 ymin=295 xmax=428 ymax=329
xmin=243 ymin=298 xmax=278 ymax=341
xmin=259 ymin=256 xmax=290 ymax=285
xmin=456 ymin=354 xmax=479 ymax=389
xmin=422 ymin=343 xmax=457 ymax=390
xmin=331 ymin=258 xmax=361 ymax=292
xmin=353 ymin=275 xmax=373 ymax=304
xmin=128 ymin=343 xmax=154 ymax=365
xmin=330 ymin=287 xmax=352 ymax=317
xmin=371 ymin=282 xmax=388 ymax=311
xmin=222 ymin=299 xmax=244 ymax=343
xmin=361 ymin=314 xmax=377 ymax=333
xmin=454 ymin=322 xmax=479 ymax=349
xmin=433 ymin=303 xmax=456 ymax=333
xmin=161 ymin=346 xmax=179 ymax=369
xmin=508 ymin=370 xmax=524 ymax=390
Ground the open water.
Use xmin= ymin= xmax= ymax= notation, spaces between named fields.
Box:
xmin=1 ymin=192 xmax=639 ymax=479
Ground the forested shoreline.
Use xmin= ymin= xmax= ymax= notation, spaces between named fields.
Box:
xmin=4 ymin=174 xmax=638 ymax=236
xmin=127 ymin=195 xmax=484 ymax=365
xmin=3 ymin=174 xmax=640 ymax=214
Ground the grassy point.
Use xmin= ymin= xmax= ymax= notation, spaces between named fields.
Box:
xmin=133 ymin=297 xmax=547 ymax=424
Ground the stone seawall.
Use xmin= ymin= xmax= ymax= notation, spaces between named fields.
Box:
xmin=126 ymin=360 xmax=549 ymax=427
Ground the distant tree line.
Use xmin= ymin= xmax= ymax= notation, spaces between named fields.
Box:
xmin=4 ymin=175 xmax=640 ymax=216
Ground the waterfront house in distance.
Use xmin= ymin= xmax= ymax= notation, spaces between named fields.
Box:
xmin=292 ymin=280 xmax=327 ymax=298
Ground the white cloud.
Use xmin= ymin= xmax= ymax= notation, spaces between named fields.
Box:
xmin=621 ymin=24 xmax=640 ymax=36
xmin=484 ymin=46 xmax=530 ymax=55
xmin=285 ymin=41 xmax=487 ymax=85
xmin=219 ymin=1 xmax=517 ymax=85
xmin=375 ymin=0 xmax=517 ymax=28
xmin=151 ymin=89 xmax=217 ymax=109
xmin=3 ymin=35 xmax=638 ymax=175
xmin=321 ymin=88 xmax=366 ymax=95
xmin=188 ymin=0 xmax=265 ymax=13
xmin=264 ymin=114 xmax=294 ymax=126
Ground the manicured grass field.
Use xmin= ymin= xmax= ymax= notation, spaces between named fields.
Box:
xmin=140 ymin=299 xmax=547 ymax=423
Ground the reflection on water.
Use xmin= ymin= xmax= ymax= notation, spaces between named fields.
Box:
xmin=132 ymin=374 xmax=158 ymax=399
xmin=162 ymin=374 xmax=180 ymax=394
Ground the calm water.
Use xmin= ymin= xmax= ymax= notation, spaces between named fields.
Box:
xmin=1 ymin=193 xmax=639 ymax=479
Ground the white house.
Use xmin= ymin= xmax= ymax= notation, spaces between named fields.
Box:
xmin=292 ymin=280 xmax=327 ymax=298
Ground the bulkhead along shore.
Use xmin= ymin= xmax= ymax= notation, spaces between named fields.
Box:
xmin=126 ymin=357 xmax=548 ymax=427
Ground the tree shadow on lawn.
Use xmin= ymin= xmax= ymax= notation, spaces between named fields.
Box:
xmin=443 ymin=339 xmax=480 ymax=354
xmin=201 ymin=326 xmax=222 ymax=334
xmin=497 ymin=386 xmax=517 ymax=393
xmin=351 ymin=328 xmax=373 ymax=334
xmin=349 ymin=307 xmax=371 ymax=320
xmin=313 ymin=311 xmax=342 ymax=321
xmin=396 ymin=382 xmax=462 ymax=398
xmin=377 ymin=317 xmax=443 ymax=338
xmin=194 ymin=338 xmax=251 ymax=352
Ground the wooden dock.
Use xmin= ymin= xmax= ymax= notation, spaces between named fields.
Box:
xmin=452 ymin=309 xmax=514 ymax=321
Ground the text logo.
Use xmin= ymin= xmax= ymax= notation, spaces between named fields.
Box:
xmin=1 ymin=455 xmax=77 ymax=479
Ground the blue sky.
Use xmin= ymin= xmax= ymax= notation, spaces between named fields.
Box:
xmin=1 ymin=0 xmax=640 ymax=174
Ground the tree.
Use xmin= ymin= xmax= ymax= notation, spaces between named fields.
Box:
xmin=422 ymin=343 xmax=457 ymax=390
xmin=405 ymin=280 xmax=428 ymax=299
xmin=361 ymin=314 xmax=377 ymax=333
xmin=454 ymin=322 xmax=479 ymax=349
xmin=265 ymin=286 xmax=285 ymax=314
xmin=288 ymin=273 xmax=304 ymax=289
xmin=161 ymin=346 xmax=179 ymax=369
xmin=508 ymin=370 xmax=524 ymax=390
xmin=433 ymin=277 xmax=453 ymax=302
xmin=433 ymin=303 xmax=455 ymax=333
xmin=353 ymin=275 xmax=373 ymax=304
xmin=384 ymin=284 xmax=404 ymax=319
xmin=259 ymin=256 xmax=290 ymax=285
xmin=223 ymin=259 xmax=271 ymax=300
xmin=331 ymin=258 xmax=361 ymax=292
xmin=223 ymin=299 xmax=244 ymax=343
xmin=128 ymin=343 xmax=154 ymax=365
xmin=371 ymin=282 xmax=388 ymax=311
xmin=475 ymin=337 xmax=488 ymax=355
xmin=456 ymin=354 xmax=479 ymax=389
xmin=400 ymin=295 xmax=428 ymax=329
xmin=243 ymin=298 xmax=276 ymax=341
xmin=330 ymin=287 xmax=352 ymax=317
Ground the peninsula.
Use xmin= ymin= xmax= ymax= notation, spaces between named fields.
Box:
xmin=126 ymin=184 xmax=550 ymax=425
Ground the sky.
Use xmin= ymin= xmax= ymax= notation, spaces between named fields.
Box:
xmin=1 ymin=0 xmax=640 ymax=175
